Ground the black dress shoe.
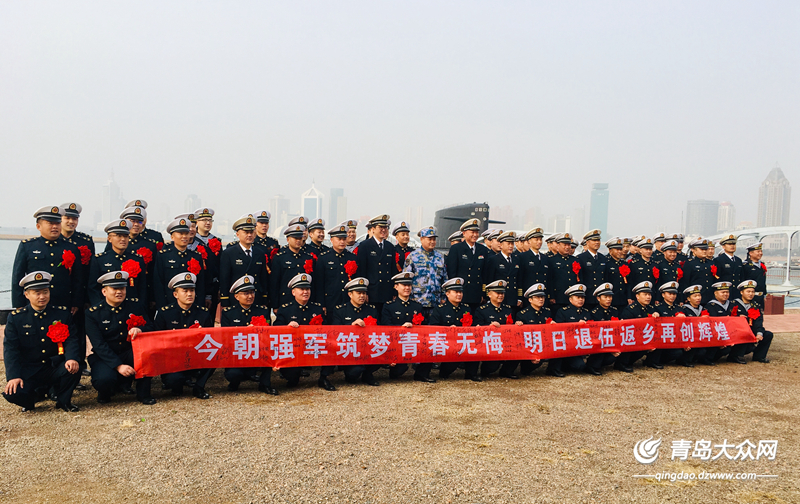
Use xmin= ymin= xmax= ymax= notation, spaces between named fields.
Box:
xmin=613 ymin=363 xmax=633 ymax=373
xmin=645 ymin=363 xmax=664 ymax=369
xmin=414 ymin=376 xmax=436 ymax=383
xmin=318 ymin=378 xmax=336 ymax=391
xmin=120 ymin=386 xmax=135 ymax=395
xmin=81 ymin=369 xmax=92 ymax=377
xmin=184 ymin=379 xmax=196 ymax=388
xmin=467 ymin=375 xmax=483 ymax=382
xmin=56 ymin=402 xmax=80 ymax=412
xmin=727 ymin=356 xmax=747 ymax=364
xmin=698 ymin=359 xmax=716 ymax=366
xmin=97 ymin=395 xmax=111 ymax=404
xmin=587 ymin=368 xmax=602 ymax=376
xmin=361 ymin=376 xmax=380 ymax=386
xmin=546 ymin=369 xmax=565 ymax=378
xmin=138 ymin=397 xmax=157 ymax=405
xmin=257 ymin=384 xmax=280 ymax=395
xmin=75 ymin=383 xmax=88 ymax=391
xmin=227 ymin=382 xmax=240 ymax=392
xmin=21 ymin=406 xmax=35 ymax=413
xmin=300 ymin=370 xmax=311 ymax=377
xmin=192 ymin=387 xmax=210 ymax=399
xmin=285 ymin=379 xmax=299 ymax=388
xmin=680 ymin=361 xmax=695 ymax=368
xmin=499 ymin=373 xmax=519 ymax=380
xmin=170 ymin=387 xmax=183 ymax=397
xmin=755 ymin=358 xmax=770 ymax=363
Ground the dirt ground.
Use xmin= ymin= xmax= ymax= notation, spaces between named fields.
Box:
xmin=0 ymin=334 xmax=797 ymax=504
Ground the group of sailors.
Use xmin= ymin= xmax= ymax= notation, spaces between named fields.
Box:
xmin=3 ymin=203 xmax=773 ymax=412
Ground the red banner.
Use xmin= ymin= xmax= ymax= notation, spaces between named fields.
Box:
xmin=132 ymin=317 xmax=755 ymax=378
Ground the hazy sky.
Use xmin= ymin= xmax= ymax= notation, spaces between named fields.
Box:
xmin=1 ymin=1 xmax=798 ymax=237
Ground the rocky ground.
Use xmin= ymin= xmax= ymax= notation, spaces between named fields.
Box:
xmin=0 ymin=334 xmax=797 ymax=503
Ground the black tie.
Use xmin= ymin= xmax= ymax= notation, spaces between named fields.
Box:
xmin=246 ymin=249 xmax=251 ymax=257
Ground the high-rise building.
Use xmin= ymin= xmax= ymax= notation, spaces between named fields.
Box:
xmin=589 ymin=183 xmax=609 ymax=237
xmin=301 ymin=184 xmax=323 ymax=221
xmin=757 ymin=165 xmax=791 ymax=227
xmin=717 ymin=201 xmax=736 ymax=233
xmin=523 ymin=207 xmax=542 ymax=230
xmin=101 ymin=172 xmax=124 ymax=223
xmin=405 ymin=206 xmax=424 ymax=232
xmin=329 ymin=188 xmax=345 ymax=224
xmin=185 ymin=194 xmax=201 ymax=213
xmin=685 ymin=200 xmax=719 ymax=236
xmin=268 ymin=195 xmax=291 ymax=227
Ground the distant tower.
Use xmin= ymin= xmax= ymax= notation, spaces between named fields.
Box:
xmin=589 ymin=183 xmax=609 ymax=237
xmin=717 ymin=202 xmax=736 ymax=233
xmin=101 ymin=171 xmax=124 ymax=223
xmin=184 ymin=194 xmax=201 ymax=213
xmin=301 ymin=183 xmax=324 ymax=221
xmin=329 ymin=188 xmax=344 ymax=224
xmin=686 ymin=200 xmax=719 ymax=236
xmin=757 ymin=164 xmax=791 ymax=227
xmin=269 ymin=195 xmax=291 ymax=227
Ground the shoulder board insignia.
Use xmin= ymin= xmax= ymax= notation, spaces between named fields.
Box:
xmin=200 ymin=307 xmax=208 ymax=311
xmin=223 ymin=306 xmax=232 ymax=311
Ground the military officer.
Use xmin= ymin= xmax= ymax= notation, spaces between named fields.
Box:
xmin=313 ymin=222 xmax=358 ymax=320
xmin=345 ymin=220 xmax=359 ymax=252
xmin=392 ymin=221 xmax=415 ymax=273
xmin=431 ymin=278 xmax=479 ymax=381
xmin=273 ymin=273 xmax=333 ymax=390
xmin=124 ymin=199 xmax=164 ymax=247
xmin=153 ymin=272 xmax=214 ymax=399
xmin=576 ymin=229 xmax=607 ymax=309
xmin=586 ymin=282 xmax=621 ymax=375
xmin=627 ymin=238 xmax=657 ymax=301
xmin=544 ymin=234 xmax=558 ymax=257
xmin=549 ymin=284 xmax=590 ymax=377
xmin=651 ymin=232 xmax=667 ymax=262
xmin=403 ymin=226 xmax=448 ymax=316
xmin=485 ymin=229 xmax=502 ymax=255
xmin=474 ymin=280 xmax=518 ymax=379
xmin=88 ymin=219 xmax=147 ymax=308
xmin=653 ymin=240 xmax=682 ymax=302
xmin=269 ymin=224 xmax=315 ymax=310
xmin=516 ymin=228 xmax=549 ymax=295
xmin=307 ymin=218 xmax=330 ymax=257
xmin=3 ymin=272 xmax=82 ymax=412
xmin=653 ymin=281 xmax=693 ymax=368
xmin=713 ymin=234 xmax=743 ymax=300
xmin=219 ymin=215 xmax=269 ymax=308
xmin=120 ymin=206 xmax=159 ymax=312
xmin=153 ymin=217 xmax=206 ymax=309
xmin=194 ymin=207 xmax=222 ymax=310
xmin=253 ymin=210 xmax=280 ymax=253
xmin=616 ymin=281 xmax=659 ymax=373
xmin=355 ymin=214 xmax=396 ymax=314
xmin=675 ymin=234 xmax=689 ymax=265
xmin=332 ymin=278 xmax=381 ymax=386
xmin=703 ymin=281 xmax=736 ymax=363
xmin=483 ymin=231 xmax=522 ymax=309
xmin=604 ymin=237 xmax=630 ymax=310
xmin=547 ymin=233 xmax=580 ymax=310
xmin=380 ymin=272 xmax=434 ymax=382
xmin=682 ymin=239 xmax=714 ymax=303
xmin=741 ymin=243 xmax=767 ymax=305
xmin=445 ymin=219 xmax=490 ymax=311
xmin=12 ymin=206 xmax=83 ymax=313
xmin=221 ymin=275 xmax=279 ymax=395
xmin=513 ymin=283 xmax=550 ymax=376
xmin=730 ymin=280 xmax=773 ymax=364
xmin=447 ymin=231 xmax=463 ymax=245
xmin=86 ymin=271 xmax=155 ymax=405
xmin=60 ymin=203 xmax=94 ymax=305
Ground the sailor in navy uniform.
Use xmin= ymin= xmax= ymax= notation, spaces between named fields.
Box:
xmin=514 ymin=283 xmax=551 ymax=376
xmin=576 ymin=229 xmax=607 ymax=309
xmin=651 ymin=232 xmax=667 ymax=263
xmin=627 ymin=238 xmax=657 ymax=300
xmin=447 ymin=231 xmax=463 ymax=246
xmin=431 ymin=278 xmax=479 ymax=381
xmin=306 ymin=218 xmax=330 ymax=257
xmin=219 ymin=215 xmax=269 ymax=308
xmin=549 ymin=284 xmax=590 ymax=377
xmin=604 ymin=237 xmax=630 ymax=310
xmin=153 ymin=218 xmax=207 ymax=309
xmin=474 ymin=280 xmax=518 ymax=379
xmin=703 ymin=281 xmax=735 ymax=363
xmin=653 ymin=240 xmax=682 ymax=303
xmin=445 ymin=219 xmax=490 ymax=312
xmin=86 ymin=271 xmax=155 ymax=405
xmin=221 ymin=275 xmax=278 ymax=395
xmin=119 ymin=206 xmax=159 ymax=312
xmin=680 ymin=285 xmax=707 ymax=366
xmin=3 ymin=272 xmax=82 ymax=412
xmin=124 ymin=199 xmax=164 ymax=248
xmin=544 ymin=234 xmax=558 ymax=257
xmin=60 ymin=202 xmax=94 ymax=374
xmin=654 ymin=281 xmax=694 ymax=368
xmin=12 ymin=206 xmax=82 ymax=312
xmin=273 ymin=274 xmax=334 ymax=391
xmin=88 ymin=219 xmax=147 ymax=308
xmin=516 ymin=228 xmax=549 ymax=297
xmin=345 ymin=220 xmax=359 ymax=252
xmin=253 ymin=210 xmax=280 ymax=254
xmin=269 ymin=224 xmax=315 ymax=311
xmin=392 ymin=221 xmax=415 ymax=273
xmin=193 ymin=207 xmax=221 ymax=311
xmin=380 ymin=272 xmax=433 ymax=382
xmin=153 ymin=273 xmax=214 ymax=399
xmin=616 ymin=281 xmax=659 ymax=373
xmin=713 ymin=234 xmax=743 ymax=300
xmin=682 ymin=239 xmax=714 ymax=304
xmin=483 ymin=231 xmax=522 ymax=310
xmin=586 ymin=283 xmax=620 ymax=375
xmin=729 ymin=280 xmax=773 ymax=364
xmin=332 ymin=278 xmax=381 ymax=386
xmin=355 ymin=214 xmax=396 ymax=314
xmin=313 ymin=222 xmax=358 ymax=321
xmin=547 ymin=233 xmax=580 ymax=310
xmin=741 ymin=243 xmax=767 ymax=306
